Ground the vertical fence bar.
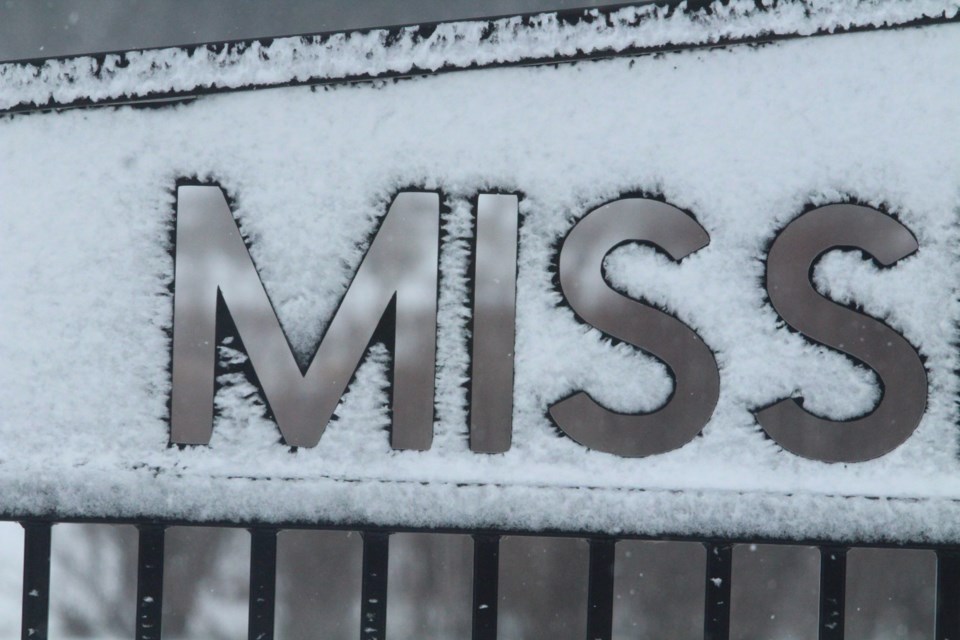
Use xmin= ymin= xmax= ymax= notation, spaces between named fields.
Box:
xmin=21 ymin=521 xmax=51 ymax=640
xmin=472 ymin=534 xmax=500 ymax=640
xmin=135 ymin=525 xmax=165 ymax=640
xmin=248 ymin=528 xmax=278 ymax=640
xmin=703 ymin=542 xmax=732 ymax=640
xmin=586 ymin=538 xmax=616 ymax=640
xmin=937 ymin=549 xmax=960 ymax=640
xmin=361 ymin=531 xmax=390 ymax=640
xmin=819 ymin=545 xmax=847 ymax=640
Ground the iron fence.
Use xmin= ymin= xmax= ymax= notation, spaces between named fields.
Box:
xmin=11 ymin=518 xmax=960 ymax=640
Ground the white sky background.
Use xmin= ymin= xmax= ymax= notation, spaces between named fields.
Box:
xmin=0 ymin=0 xmax=611 ymax=62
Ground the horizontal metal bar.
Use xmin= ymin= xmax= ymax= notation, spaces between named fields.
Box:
xmin=0 ymin=514 xmax=957 ymax=552
xmin=1 ymin=1 xmax=652 ymax=68
xmin=3 ymin=6 xmax=957 ymax=116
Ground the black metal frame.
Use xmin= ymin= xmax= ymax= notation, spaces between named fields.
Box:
xmin=12 ymin=517 xmax=960 ymax=640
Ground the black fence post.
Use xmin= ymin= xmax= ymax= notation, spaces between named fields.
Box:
xmin=248 ymin=527 xmax=278 ymax=640
xmin=21 ymin=521 xmax=51 ymax=640
xmin=819 ymin=545 xmax=847 ymax=640
xmin=472 ymin=534 xmax=500 ymax=640
xmin=135 ymin=524 xmax=165 ymax=640
xmin=703 ymin=542 xmax=732 ymax=640
xmin=937 ymin=549 xmax=960 ymax=640
xmin=586 ymin=538 xmax=616 ymax=640
xmin=361 ymin=531 xmax=390 ymax=640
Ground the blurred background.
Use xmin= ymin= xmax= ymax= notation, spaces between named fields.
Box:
xmin=0 ymin=1 xmax=941 ymax=638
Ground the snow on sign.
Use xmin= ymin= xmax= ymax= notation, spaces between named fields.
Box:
xmin=2 ymin=0 xmax=960 ymax=543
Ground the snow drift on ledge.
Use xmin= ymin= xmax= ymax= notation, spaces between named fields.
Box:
xmin=1 ymin=0 xmax=959 ymax=112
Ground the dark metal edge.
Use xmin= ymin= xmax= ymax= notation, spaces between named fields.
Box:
xmin=3 ymin=1 xmax=958 ymax=116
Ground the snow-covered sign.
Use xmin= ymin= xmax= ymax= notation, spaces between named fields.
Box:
xmin=2 ymin=0 xmax=960 ymax=542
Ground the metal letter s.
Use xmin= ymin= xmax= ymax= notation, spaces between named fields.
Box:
xmin=549 ymin=198 xmax=720 ymax=457
xmin=756 ymin=204 xmax=927 ymax=462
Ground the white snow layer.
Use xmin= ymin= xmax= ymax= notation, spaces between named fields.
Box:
xmin=0 ymin=0 xmax=958 ymax=111
xmin=2 ymin=14 xmax=960 ymax=543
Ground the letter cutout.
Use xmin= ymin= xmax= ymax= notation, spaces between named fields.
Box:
xmin=469 ymin=194 xmax=519 ymax=453
xmin=170 ymin=185 xmax=439 ymax=448
xmin=549 ymin=198 xmax=720 ymax=457
xmin=755 ymin=204 xmax=927 ymax=462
